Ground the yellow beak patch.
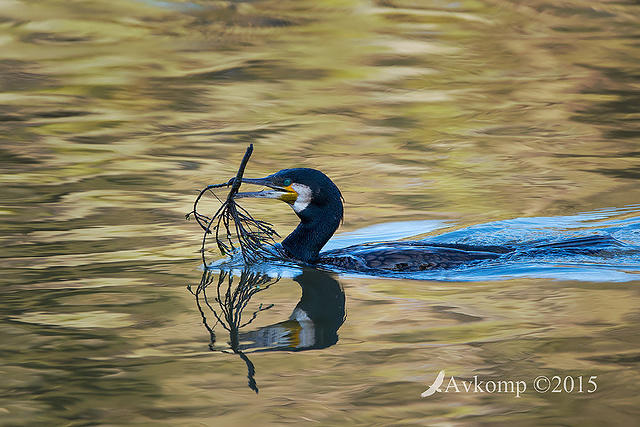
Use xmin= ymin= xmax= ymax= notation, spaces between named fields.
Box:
xmin=278 ymin=184 xmax=298 ymax=204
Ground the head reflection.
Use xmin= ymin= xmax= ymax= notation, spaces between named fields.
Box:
xmin=192 ymin=267 xmax=345 ymax=393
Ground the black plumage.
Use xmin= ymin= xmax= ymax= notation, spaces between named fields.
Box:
xmin=235 ymin=168 xmax=508 ymax=272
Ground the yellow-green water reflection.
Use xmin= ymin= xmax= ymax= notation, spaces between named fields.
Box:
xmin=1 ymin=0 xmax=640 ymax=425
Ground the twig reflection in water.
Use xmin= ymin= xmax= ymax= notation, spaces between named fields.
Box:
xmin=191 ymin=268 xmax=346 ymax=393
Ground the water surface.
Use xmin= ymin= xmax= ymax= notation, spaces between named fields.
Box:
xmin=2 ymin=0 xmax=640 ymax=425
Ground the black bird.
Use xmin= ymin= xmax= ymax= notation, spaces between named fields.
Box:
xmin=235 ymin=168 xmax=508 ymax=271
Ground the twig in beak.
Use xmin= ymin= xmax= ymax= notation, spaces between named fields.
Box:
xmin=186 ymin=144 xmax=279 ymax=265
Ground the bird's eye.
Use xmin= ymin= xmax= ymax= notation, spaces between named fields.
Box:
xmin=283 ymin=178 xmax=292 ymax=187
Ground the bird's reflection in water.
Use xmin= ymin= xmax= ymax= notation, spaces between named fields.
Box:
xmin=191 ymin=268 xmax=346 ymax=393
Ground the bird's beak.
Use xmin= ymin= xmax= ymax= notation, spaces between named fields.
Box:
xmin=234 ymin=177 xmax=298 ymax=204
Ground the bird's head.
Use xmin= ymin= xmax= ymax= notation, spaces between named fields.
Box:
xmin=236 ymin=168 xmax=343 ymax=222
xmin=235 ymin=168 xmax=343 ymax=262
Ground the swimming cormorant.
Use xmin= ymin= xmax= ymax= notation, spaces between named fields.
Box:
xmin=235 ymin=168 xmax=508 ymax=271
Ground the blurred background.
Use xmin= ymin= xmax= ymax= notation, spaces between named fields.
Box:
xmin=1 ymin=0 xmax=639 ymax=425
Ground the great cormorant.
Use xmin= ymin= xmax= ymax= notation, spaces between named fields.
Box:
xmin=235 ymin=168 xmax=507 ymax=271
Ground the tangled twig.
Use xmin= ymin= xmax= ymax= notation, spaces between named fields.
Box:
xmin=186 ymin=144 xmax=280 ymax=265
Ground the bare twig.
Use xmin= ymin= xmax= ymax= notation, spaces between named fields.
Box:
xmin=186 ymin=144 xmax=280 ymax=265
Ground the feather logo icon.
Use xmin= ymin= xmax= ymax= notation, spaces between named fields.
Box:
xmin=421 ymin=370 xmax=445 ymax=398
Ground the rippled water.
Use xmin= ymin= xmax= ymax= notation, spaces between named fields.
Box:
xmin=2 ymin=0 xmax=640 ymax=425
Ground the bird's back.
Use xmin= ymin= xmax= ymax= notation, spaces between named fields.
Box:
xmin=319 ymin=241 xmax=508 ymax=272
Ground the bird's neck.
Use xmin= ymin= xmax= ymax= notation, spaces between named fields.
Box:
xmin=282 ymin=209 xmax=341 ymax=263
